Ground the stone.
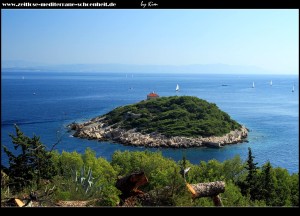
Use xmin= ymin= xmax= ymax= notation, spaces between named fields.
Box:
xmin=68 ymin=120 xmax=248 ymax=149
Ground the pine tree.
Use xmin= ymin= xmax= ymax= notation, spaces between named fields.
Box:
xmin=246 ymin=148 xmax=258 ymax=181
xmin=261 ymin=161 xmax=275 ymax=205
xmin=244 ymin=147 xmax=259 ymax=200
xmin=2 ymin=125 xmax=57 ymax=191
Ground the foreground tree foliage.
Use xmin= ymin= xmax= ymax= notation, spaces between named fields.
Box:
xmin=2 ymin=125 xmax=57 ymax=192
xmin=1 ymin=127 xmax=299 ymax=207
xmin=238 ymin=147 xmax=260 ymax=200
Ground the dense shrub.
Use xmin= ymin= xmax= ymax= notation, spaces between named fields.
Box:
xmin=104 ymin=96 xmax=242 ymax=137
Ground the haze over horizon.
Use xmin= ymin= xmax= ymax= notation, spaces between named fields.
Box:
xmin=2 ymin=9 xmax=299 ymax=75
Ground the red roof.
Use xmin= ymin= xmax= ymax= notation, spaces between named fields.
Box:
xmin=147 ymin=93 xmax=159 ymax=97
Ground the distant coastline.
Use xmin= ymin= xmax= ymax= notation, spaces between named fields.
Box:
xmin=1 ymin=62 xmax=275 ymax=74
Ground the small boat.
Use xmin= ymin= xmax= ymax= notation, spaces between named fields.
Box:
xmin=292 ymin=84 xmax=295 ymax=92
xmin=176 ymin=84 xmax=179 ymax=91
xmin=270 ymin=80 xmax=272 ymax=86
xmin=205 ymin=142 xmax=223 ymax=148
xmin=252 ymin=82 xmax=255 ymax=88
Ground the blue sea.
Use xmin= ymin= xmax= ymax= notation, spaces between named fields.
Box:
xmin=1 ymin=72 xmax=299 ymax=173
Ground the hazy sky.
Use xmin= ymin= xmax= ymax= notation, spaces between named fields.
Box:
xmin=2 ymin=9 xmax=299 ymax=74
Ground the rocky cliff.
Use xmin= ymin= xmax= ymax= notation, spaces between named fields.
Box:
xmin=68 ymin=116 xmax=248 ymax=148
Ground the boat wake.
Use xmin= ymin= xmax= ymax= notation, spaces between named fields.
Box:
xmin=1 ymin=119 xmax=58 ymax=127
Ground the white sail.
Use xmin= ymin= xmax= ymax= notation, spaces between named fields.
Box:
xmin=292 ymin=84 xmax=295 ymax=92
xmin=270 ymin=80 xmax=272 ymax=86
xmin=252 ymin=82 xmax=255 ymax=88
xmin=176 ymin=84 xmax=179 ymax=91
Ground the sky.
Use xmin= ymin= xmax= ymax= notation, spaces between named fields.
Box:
xmin=1 ymin=9 xmax=299 ymax=74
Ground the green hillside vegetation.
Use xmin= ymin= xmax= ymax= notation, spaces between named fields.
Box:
xmin=1 ymin=126 xmax=298 ymax=207
xmin=104 ymin=96 xmax=242 ymax=137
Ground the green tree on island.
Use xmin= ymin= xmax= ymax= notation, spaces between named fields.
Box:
xmin=104 ymin=96 xmax=242 ymax=137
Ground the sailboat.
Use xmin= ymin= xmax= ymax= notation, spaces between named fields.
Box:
xmin=176 ymin=84 xmax=179 ymax=91
xmin=270 ymin=80 xmax=272 ymax=86
xmin=252 ymin=82 xmax=255 ymax=88
xmin=292 ymin=84 xmax=295 ymax=92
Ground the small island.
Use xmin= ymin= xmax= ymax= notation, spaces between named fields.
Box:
xmin=69 ymin=96 xmax=248 ymax=148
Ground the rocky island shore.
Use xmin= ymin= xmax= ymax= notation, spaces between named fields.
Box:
xmin=69 ymin=119 xmax=248 ymax=148
xmin=68 ymin=96 xmax=248 ymax=148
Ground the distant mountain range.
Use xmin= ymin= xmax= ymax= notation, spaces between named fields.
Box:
xmin=1 ymin=60 xmax=272 ymax=74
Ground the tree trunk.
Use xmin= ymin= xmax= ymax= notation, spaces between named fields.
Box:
xmin=116 ymin=171 xmax=148 ymax=200
xmin=187 ymin=181 xmax=225 ymax=198
xmin=212 ymin=195 xmax=223 ymax=206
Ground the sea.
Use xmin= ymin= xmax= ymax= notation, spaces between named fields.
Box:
xmin=1 ymin=72 xmax=299 ymax=174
